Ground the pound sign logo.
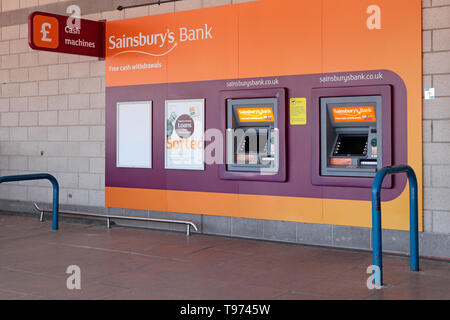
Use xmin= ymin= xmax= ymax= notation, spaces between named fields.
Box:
xmin=40 ymin=22 xmax=52 ymax=42
xmin=32 ymin=14 xmax=59 ymax=49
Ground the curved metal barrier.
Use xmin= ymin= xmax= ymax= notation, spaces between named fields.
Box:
xmin=0 ymin=173 xmax=59 ymax=230
xmin=372 ymin=165 xmax=419 ymax=286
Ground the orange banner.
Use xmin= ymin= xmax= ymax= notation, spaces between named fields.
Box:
xmin=237 ymin=107 xmax=274 ymax=122
xmin=332 ymin=106 xmax=376 ymax=123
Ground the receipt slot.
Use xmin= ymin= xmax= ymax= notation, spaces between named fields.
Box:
xmin=320 ymin=96 xmax=383 ymax=178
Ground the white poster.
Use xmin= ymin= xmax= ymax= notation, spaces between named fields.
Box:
xmin=117 ymin=101 xmax=152 ymax=168
xmin=165 ymin=99 xmax=204 ymax=170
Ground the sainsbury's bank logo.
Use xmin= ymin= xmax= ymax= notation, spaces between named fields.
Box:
xmin=108 ymin=24 xmax=213 ymax=57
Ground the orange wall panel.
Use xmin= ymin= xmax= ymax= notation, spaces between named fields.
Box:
xmin=105 ymin=0 xmax=423 ymax=232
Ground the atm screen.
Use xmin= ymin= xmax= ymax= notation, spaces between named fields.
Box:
xmin=237 ymin=107 xmax=274 ymax=122
xmin=334 ymin=135 xmax=367 ymax=156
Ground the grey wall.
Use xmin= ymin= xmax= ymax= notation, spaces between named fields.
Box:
xmin=423 ymin=0 xmax=450 ymax=234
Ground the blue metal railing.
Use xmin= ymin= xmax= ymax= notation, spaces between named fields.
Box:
xmin=0 ymin=173 xmax=59 ymax=230
xmin=372 ymin=165 xmax=419 ymax=286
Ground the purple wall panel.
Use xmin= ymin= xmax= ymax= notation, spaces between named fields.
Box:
xmin=106 ymin=69 xmax=407 ymax=201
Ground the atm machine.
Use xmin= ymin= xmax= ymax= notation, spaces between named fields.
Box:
xmin=312 ymin=90 xmax=398 ymax=188
xmin=226 ymin=98 xmax=278 ymax=173
xmin=311 ymin=86 xmax=392 ymax=188
xmin=220 ymin=93 xmax=286 ymax=182
xmin=319 ymin=94 xmax=390 ymax=180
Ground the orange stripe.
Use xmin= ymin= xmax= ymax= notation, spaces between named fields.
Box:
xmin=105 ymin=187 xmax=423 ymax=231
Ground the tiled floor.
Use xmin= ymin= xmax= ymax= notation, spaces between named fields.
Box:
xmin=0 ymin=213 xmax=449 ymax=300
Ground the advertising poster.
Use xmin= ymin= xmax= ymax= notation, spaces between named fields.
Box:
xmin=116 ymin=101 xmax=152 ymax=168
xmin=165 ymin=99 xmax=205 ymax=170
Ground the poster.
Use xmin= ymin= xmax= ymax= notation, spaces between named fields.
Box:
xmin=116 ymin=101 xmax=152 ymax=168
xmin=165 ymin=99 xmax=205 ymax=170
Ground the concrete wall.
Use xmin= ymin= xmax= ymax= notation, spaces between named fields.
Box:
xmin=1 ymin=0 xmax=71 ymax=12
xmin=0 ymin=6 xmax=105 ymax=209
xmin=423 ymin=0 xmax=450 ymax=235
xmin=0 ymin=0 xmax=449 ymax=258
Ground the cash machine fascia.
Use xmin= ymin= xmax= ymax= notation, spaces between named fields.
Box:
xmin=219 ymin=88 xmax=286 ymax=182
xmin=311 ymin=85 xmax=392 ymax=188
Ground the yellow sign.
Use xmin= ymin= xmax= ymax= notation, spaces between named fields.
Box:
xmin=290 ymin=98 xmax=307 ymax=125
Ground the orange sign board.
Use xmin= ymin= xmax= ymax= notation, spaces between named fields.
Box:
xmin=332 ymin=106 xmax=376 ymax=123
xmin=237 ymin=107 xmax=274 ymax=122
